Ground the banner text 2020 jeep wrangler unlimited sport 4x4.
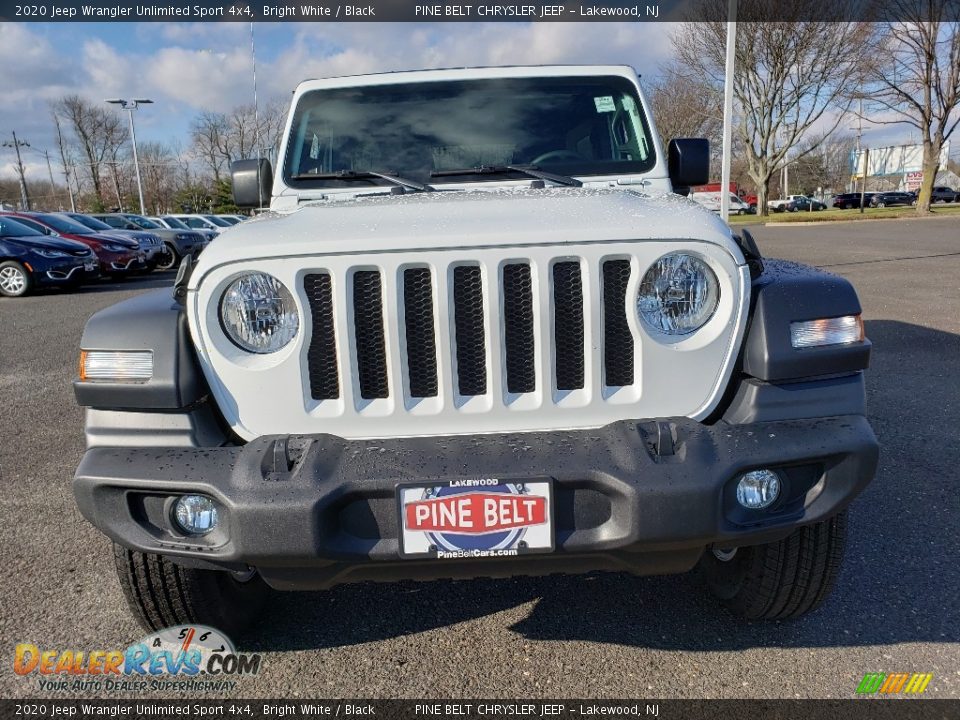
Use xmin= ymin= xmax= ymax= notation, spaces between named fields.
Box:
xmin=73 ymin=66 xmax=878 ymax=635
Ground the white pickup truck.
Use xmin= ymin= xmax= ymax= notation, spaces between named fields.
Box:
xmin=72 ymin=65 xmax=877 ymax=636
xmin=767 ymin=194 xmax=808 ymax=212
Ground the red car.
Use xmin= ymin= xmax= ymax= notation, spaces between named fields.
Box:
xmin=1 ymin=212 xmax=145 ymax=278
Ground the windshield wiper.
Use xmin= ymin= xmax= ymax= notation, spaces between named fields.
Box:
xmin=291 ymin=169 xmax=435 ymax=193
xmin=430 ymin=164 xmax=582 ymax=188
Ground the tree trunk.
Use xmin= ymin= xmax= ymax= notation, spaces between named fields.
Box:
xmin=914 ymin=140 xmax=940 ymax=215
xmin=756 ymin=178 xmax=770 ymax=217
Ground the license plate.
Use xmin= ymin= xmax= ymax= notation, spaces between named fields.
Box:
xmin=398 ymin=479 xmax=553 ymax=559
xmin=84 ymin=262 xmax=96 ymax=271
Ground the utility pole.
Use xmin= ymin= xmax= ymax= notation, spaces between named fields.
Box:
xmin=54 ymin=115 xmax=77 ymax=212
xmin=2 ymin=131 xmax=31 ymax=210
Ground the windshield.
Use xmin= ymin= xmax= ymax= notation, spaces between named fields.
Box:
xmin=284 ymin=75 xmax=656 ymax=188
xmin=33 ymin=213 xmax=95 ymax=235
xmin=125 ymin=215 xmax=161 ymax=229
xmin=67 ymin=214 xmax=114 ymax=231
xmin=204 ymin=215 xmax=231 ymax=227
xmin=0 ymin=217 xmax=44 ymax=237
xmin=160 ymin=216 xmax=189 ymax=229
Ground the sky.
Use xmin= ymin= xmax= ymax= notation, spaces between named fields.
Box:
xmin=0 ymin=20 xmax=943 ymax=183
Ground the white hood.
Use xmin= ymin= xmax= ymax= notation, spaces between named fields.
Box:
xmin=189 ymin=188 xmax=741 ymax=288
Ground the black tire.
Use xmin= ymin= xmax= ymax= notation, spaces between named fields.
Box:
xmin=155 ymin=243 xmax=180 ymax=271
xmin=114 ymin=543 xmax=269 ymax=637
xmin=0 ymin=260 xmax=32 ymax=297
xmin=699 ymin=511 xmax=847 ymax=620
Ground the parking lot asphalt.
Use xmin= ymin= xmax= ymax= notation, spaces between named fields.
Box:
xmin=1 ymin=217 xmax=958 ymax=699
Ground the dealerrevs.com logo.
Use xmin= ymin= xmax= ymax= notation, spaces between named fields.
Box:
xmin=855 ymin=672 xmax=933 ymax=695
xmin=14 ymin=625 xmax=262 ymax=693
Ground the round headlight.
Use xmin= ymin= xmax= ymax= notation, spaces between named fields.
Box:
xmin=219 ymin=272 xmax=299 ymax=353
xmin=637 ymin=252 xmax=720 ymax=335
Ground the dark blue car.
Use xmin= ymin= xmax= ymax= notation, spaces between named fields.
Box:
xmin=0 ymin=216 xmax=99 ymax=297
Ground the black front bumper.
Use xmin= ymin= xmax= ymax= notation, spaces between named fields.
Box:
xmin=74 ymin=415 xmax=878 ymax=590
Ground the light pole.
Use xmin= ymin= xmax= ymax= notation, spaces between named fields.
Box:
xmin=105 ymin=98 xmax=152 ymax=214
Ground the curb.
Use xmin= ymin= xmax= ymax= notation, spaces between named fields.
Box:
xmin=759 ymin=214 xmax=960 ymax=228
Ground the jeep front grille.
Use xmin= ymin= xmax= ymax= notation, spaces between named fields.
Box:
xmin=195 ymin=241 xmax=746 ymax=440
xmin=303 ymin=257 xmax=645 ymax=406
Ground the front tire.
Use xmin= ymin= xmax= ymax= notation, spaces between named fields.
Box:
xmin=155 ymin=243 xmax=180 ymax=271
xmin=0 ymin=261 xmax=31 ymax=297
xmin=114 ymin=544 xmax=269 ymax=636
xmin=699 ymin=511 xmax=847 ymax=620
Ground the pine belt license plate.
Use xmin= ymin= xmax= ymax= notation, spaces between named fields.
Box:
xmin=398 ymin=479 xmax=554 ymax=560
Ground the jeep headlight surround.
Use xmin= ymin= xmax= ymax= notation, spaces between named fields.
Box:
xmin=219 ymin=272 xmax=299 ymax=354
xmin=637 ymin=252 xmax=720 ymax=336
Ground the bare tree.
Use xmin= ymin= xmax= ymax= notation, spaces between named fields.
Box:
xmin=863 ymin=5 xmax=960 ymax=213
xmin=52 ymin=95 xmax=128 ymax=210
xmin=190 ymin=98 xmax=287 ymax=181
xmin=190 ymin=111 xmax=232 ymax=183
xmin=673 ymin=2 xmax=870 ymax=215
xmin=138 ymin=142 xmax=179 ymax=214
xmin=648 ymin=62 xmax=724 ymax=172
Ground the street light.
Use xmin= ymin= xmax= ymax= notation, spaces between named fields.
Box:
xmin=105 ymin=98 xmax=152 ymax=214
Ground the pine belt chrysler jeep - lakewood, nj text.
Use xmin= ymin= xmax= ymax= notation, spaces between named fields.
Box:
xmin=72 ymin=66 xmax=878 ymax=635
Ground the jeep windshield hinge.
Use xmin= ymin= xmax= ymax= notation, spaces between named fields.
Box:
xmin=173 ymin=254 xmax=194 ymax=305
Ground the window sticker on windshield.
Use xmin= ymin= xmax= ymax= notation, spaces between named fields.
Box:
xmin=594 ymin=96 xmax=616 ymax=113
xmin=310 ymin=134 xmax=320 ymax=159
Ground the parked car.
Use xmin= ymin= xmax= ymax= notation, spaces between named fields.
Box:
xmin=787 ymin=196 xmax=827 ymax=212
xmin=767 ymin=194 xmax=810 ymax=213
xmin=870 ymin=191 xmax=916 ymax=208
xmin=93 ymin=213 xmax=206 ymax=271
xmin=689 ymin=192 xmax=753 ymax=215
xmin=73 ymin=64 xmax=878 ymax=635
xmin=218 ymin=214 xmax=248 ymax=224
xmin=59 ymin=213 xmax=165 ymax=269
xmin=150 ymin=215 xmax=218 ymax=243
xmin=5 ymin=212 xmax=144 ymax=278
xmin=831 ymin=192 xmax=872 ymax=210
xmin=171 ymin=214 xmax=232 ymax=232
xmin=930 ymin=186 xmax=959 ymax=203
xmin=0 ymin=216 xmax=98 ymax=297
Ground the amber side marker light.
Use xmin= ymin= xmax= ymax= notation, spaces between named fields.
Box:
xmin=79 ymin=350 xmax=154 ymax=382
xmin=790 ymin=315 xmax=864 ymax=349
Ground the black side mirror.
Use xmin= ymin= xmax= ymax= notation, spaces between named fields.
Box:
xmin=668 ymin=138 xmax=710 ymax=192
xmin=231 ymin=158 xmax=273 ymax=208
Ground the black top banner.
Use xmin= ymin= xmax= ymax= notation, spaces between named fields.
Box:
xmin=0 ymin=0 xmax=958 ymax=22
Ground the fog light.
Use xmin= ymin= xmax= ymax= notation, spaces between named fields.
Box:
xmin=736 ymin=470 xmax=781 ymax=509
xmin=173 ymin=495 xmax=219 ymax=535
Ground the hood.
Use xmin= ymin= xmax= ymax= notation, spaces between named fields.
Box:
xmin=88 ymin=233 xmax=139 ymax=248
xmin=5 ymin=234 xmax=92 ymax=253
xmin=192 ymin=188 xmax=740 ymax=283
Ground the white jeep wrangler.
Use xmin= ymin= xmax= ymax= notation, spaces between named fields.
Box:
xmin=73 ymin=66 xmax=878 ymax=635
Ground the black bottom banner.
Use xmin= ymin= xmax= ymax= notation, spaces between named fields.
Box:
xmin=1 ymin=700 xmax=958 ymax=720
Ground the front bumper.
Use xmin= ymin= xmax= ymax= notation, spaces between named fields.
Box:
xmin=74 ymin=415 xmax=878 ymax=590
xmin=35 ymin=258 xmax=98 ymax=286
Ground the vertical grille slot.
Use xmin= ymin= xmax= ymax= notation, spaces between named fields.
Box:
xmin=502 ymin=263 xmax=536 ymax=394
xmin=402 ymin=268 xmax=439 ymax=398
xmin=303 ymin=273 xmax=340 ymax=400
xmin=552 ymin=261 xmax=585 ymax=390
xmin=352 ymin=270 xmax=389 ymax=399
xmin=452 ymin=265 xmax=487 ymax=396
xmin=602 ymin=259 xmax=635 ymax=387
